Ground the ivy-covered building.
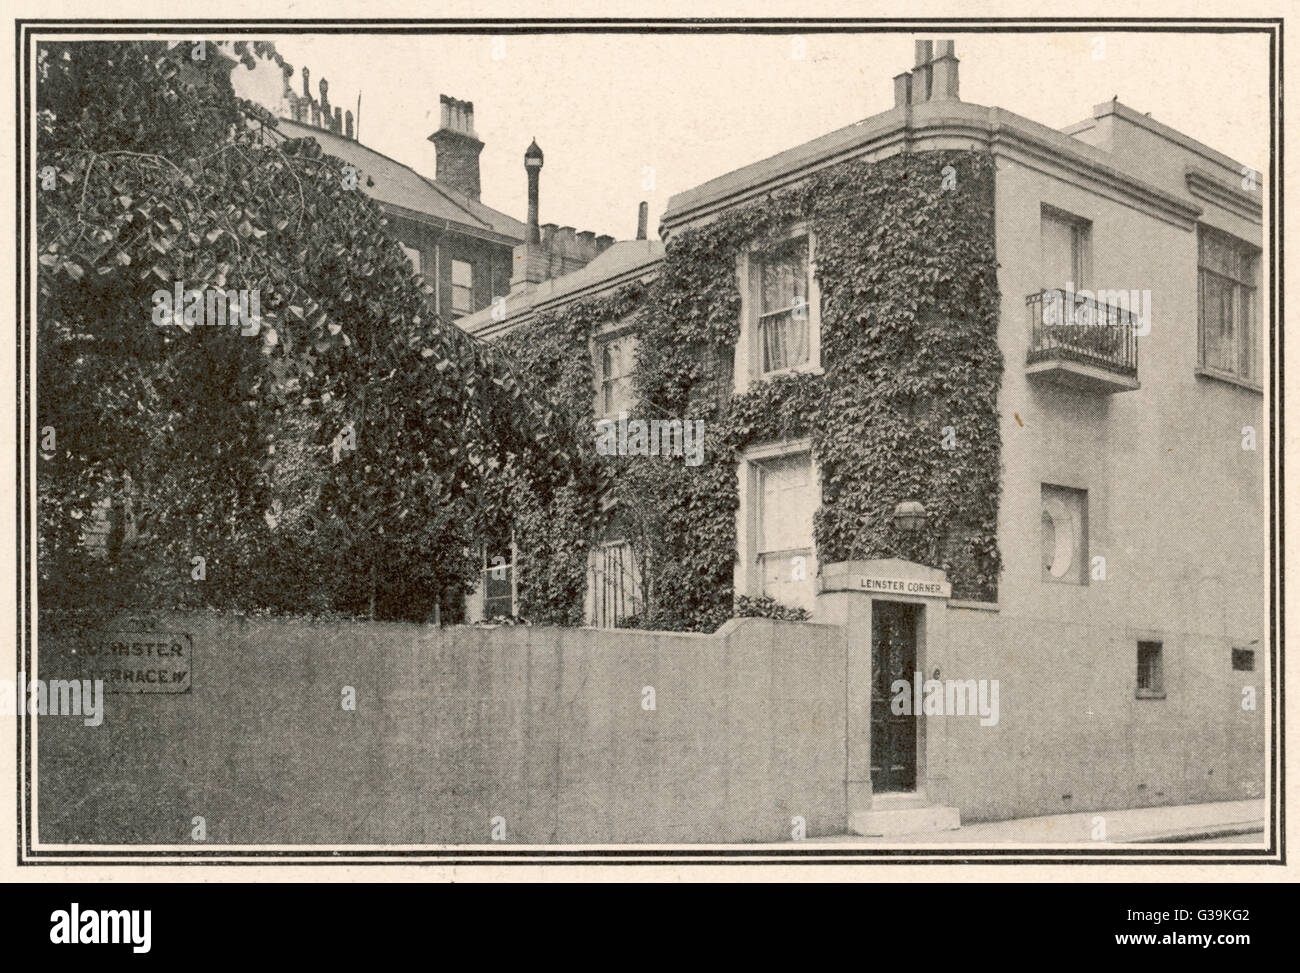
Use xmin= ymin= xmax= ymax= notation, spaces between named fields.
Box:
xmin=456 ymin=40 xmax=1266 ymax=824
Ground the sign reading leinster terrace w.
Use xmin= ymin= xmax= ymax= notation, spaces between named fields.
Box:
xmin=79 ymin=633 xmax=192 ymax=694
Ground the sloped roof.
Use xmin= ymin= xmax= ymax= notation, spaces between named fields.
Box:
xmin=535 ymin=239 xmax=664 ymax=305
xmin=274 ymin=118 xmax=526 ymax=242
xmin=460 ymin=239 xmax=664 ymax=339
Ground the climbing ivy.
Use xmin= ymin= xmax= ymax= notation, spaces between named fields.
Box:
xmin=481 ymin=149 xmax=1003 ymax=630
xmin=483 ymin=283 xmax=647 ymax=624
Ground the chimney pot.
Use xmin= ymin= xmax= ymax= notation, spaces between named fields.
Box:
xmin=930 ymin=51 xmax=960 ymax=101
xmin=636 ymin=201 xmax=649 ymax=240
xmin=345 ymin=110 xmax=354 ymax=138
xmin=905 ymin=40 xmax=957 ymax=104
xmin=302 ymin=66 xmax=310 ymax=98
xmin=333 ymin=106 xmax=343 ymax=133
xmin=909 ymin=63 xmax=931 ymax=105
xmin=893 ymin=71 xmax=912 ymax=109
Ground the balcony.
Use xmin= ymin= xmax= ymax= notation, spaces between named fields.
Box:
xmin=1025 ymin=290 xmax=1140 ymax=393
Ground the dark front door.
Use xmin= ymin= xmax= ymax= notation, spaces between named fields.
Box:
xmin=870 ymin=601 xmax=919 ymax=793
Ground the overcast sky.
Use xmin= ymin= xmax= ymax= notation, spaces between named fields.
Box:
xmin=231 ymin=32 xmax=1270 ymax=240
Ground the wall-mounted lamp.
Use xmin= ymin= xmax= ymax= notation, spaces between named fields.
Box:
xmin=893 ymin=500 xmax=928 ymax=533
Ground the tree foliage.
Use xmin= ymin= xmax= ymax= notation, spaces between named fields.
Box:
xmin=36 ymin=39 xmax=557 ymax=620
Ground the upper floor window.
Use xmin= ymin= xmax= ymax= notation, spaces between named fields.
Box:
xmin=1198 ymin=228 xmax=1260 ymax=385
xmin=598 ymin=335 xmax=639 ymax=418
xmin=758 ymin=237 xmax=812 ymax=372
xmin=1040 ymin=206 xmax=1091 ymax=290
xmin=736 ymin=231 xmax=821 ymax=392
xmin=451 ymin=259 xmax=474 ymax=316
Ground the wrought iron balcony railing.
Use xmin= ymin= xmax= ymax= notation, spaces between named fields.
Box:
xmin=1026 ymin=289 xmax=1139 ymax=378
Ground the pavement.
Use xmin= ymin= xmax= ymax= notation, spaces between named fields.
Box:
xmin=807 ymin=799 xmax=1266 ymax=845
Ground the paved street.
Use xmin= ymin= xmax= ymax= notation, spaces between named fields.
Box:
xmin=795 ymin=799 xmax=1267 ymax=845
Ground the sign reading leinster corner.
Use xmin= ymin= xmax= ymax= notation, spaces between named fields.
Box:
xmin=849 ymin=574 xmax=952 ymax=598
xmin=81 ymin=633 xmax=192 ymax=694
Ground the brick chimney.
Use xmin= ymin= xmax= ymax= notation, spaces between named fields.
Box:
xmin=429 ymin=95 xmax=485 ymax=201
xmin=894 ymin=39 xmax=959 ymax=108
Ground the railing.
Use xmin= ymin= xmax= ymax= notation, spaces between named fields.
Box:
xmin=1026 ymin=290 xmax=1139 ymax=377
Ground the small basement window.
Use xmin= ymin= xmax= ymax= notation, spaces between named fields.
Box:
xmin=1136 ymin=641 xmax=1164 ymax=698
xmin=1232 ymin=647 xmax=1256 ymax=672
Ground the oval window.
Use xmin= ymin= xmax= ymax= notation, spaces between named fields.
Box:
xmin=1040 ymin=510 xmax=1056 ymax=574
xmin=1041 ymin=496 xmax=1075 ymax=579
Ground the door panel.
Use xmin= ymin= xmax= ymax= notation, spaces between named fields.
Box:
xmin=870 ymin=601 xmax=919 ymax=793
